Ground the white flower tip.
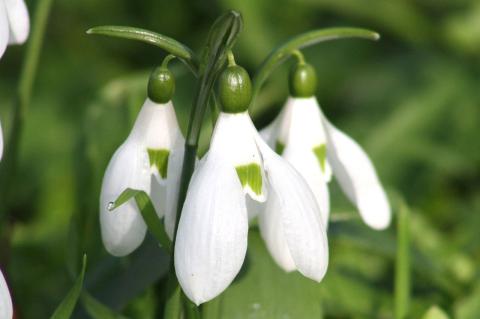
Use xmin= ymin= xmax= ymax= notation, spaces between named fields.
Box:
xmin=359 ymin=194 xmax=392 ymax=230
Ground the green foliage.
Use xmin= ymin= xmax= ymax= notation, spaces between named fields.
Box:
xmin=1 ymin=0 xmax=479 ymax=318
xmin=50 ymin=255 xmax=87 ymax=319
xmin=110 ymin=188 xmax=172 ymax=252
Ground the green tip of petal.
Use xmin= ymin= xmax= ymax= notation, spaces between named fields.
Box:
xmin=235 ymin=163 xmax=263 ymax=196
xmin=147 ymin=148 xmax=170 ymax=179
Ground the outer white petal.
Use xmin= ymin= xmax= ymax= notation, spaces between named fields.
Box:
xmin=0 ymin=2 xmax=9 ymax=58
xmin=282 ymin=145 xmax=330 ymax=226
xmin=256 ymin=135 xmax=329 ymax=282
xmin=164 ymin=135 xmax=185 ymax=239
xmin=99 ymin=139 xmax=150 ymax=257
xmin=0 ymin=270 xmax=13 ymax=319
xmin=210 ymin=112 xmax=266 ymax=202
xmin=174 ymin=152 xmax=248 ymax=305
xmin=4 ymin=0 xmax=29 ymax=44
xmin=321 ymin=114 xmax=391 ymax=230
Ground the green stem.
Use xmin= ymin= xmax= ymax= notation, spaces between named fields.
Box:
xmin=394 ymin=200 xmax=410 ymax=319
xmin=162 ymin=10 xmax=243 ymax=319
xmin=0 ymin=0 xmax=54 ymax=223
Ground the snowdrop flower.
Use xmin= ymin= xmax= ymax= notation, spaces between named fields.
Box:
xmin=174 ymin=64 xmax=328 ymax=305
xmin=261 ymin=61 xmax=391 ymax=230
xmin=0 ymin=0 xmax=30 ymax=59
xmin=0 ymin=269 xmax=13 ymax=319
xmin=100 ymin=65 xmax=184 ymax=256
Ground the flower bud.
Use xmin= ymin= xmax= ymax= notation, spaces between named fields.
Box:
xmin=289 ymin=62 xmax=317 ymax=98
xmin=218 ymin=65 xmax=252 ymax=113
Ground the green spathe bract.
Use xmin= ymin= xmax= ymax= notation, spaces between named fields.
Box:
xmin=235 ymin=163 xmax=263 ymax=196
xmin=147 ymin=148 xmax=170 ymax=179
xmin=219 ymin=65 xmax=252 ymax=113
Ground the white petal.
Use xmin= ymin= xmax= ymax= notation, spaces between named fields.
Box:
xmin=210 ymin=112 xmax=267 ymax=202
xmin=164 ymin=135 xmax=185 ymax=239
xmin=257 ymin=137 xmax=329 ymax=282
xmin=99 ymin=139 xmax=150 ymax=257
xmin=282 ymin=145 xmax=330 ymax=226
xmin=0 ymin=2 xmax=9 ymax=58
xmin=0 ymin=270 xmax=12 ymax=319
xmin=133 ymin=99 xmax=183 ymax=183
xmin=258 ymin=191 xmax=296 ymax=272
xmin=4 ymin=0 xmax=29 ymax=44
xmin=174 ymin=152 xmax=248 ymax=305
xmin=321 ymin=114 xmax=391 ymax=230
xmin=282 ymin=97 xmax=332 ymax=181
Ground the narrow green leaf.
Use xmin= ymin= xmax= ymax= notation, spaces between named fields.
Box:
xmin=86 ymin=26 xmax=199 ymax=74
xmin=422 ymin=306 xmax=450 ymax=319
xmin=185 ymin=10 xmax=243 ymax=146
xmin=50 ymin=255 xmax=87 ymax=319
xmin=82 ymin=292 xmax=129 ymax=319
xmin=252 ymin=27 xmax=380 ymax=103
xmin=395 ymin=200 xmax=411 ymax=319
xmin=109 ymin=188 xmax=172 ymax=252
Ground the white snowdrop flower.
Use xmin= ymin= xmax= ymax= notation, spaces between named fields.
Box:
xmin=261 ymin=62 xmax=391 ymax=230
xmin=100 ymin=98 xmax=184 ymax=256
xmin=0 ymin=0 xmax=30 ymax=59
xmin=0 ymin=269 xmax=13 ymax=319
xmin=174 ymin=65 xmax=328 ymax=305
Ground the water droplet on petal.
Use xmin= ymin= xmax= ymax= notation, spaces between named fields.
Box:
xmin=107 ymin=202 xmax=115 ymax=211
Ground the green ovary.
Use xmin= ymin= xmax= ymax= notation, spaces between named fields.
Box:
xmin=312 ymin=144 xmax=327 ymax=172
xmin=235 ymin=163 xmax=263 ymax=196
xmin=147 ymin=148 xmax=170 ymax=178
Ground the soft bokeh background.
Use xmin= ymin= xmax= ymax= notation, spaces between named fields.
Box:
xmin=1 ymin=0 xmax=479 ymax=318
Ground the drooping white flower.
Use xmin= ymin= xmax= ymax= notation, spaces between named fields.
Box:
xmin=100 ymin=98 xmax=184 ymax=256
xmin=174 ymin=111 xmax=328 ymax=305
xmin=0 ymin=269 xmax=13 ymax=319
xmin=0 ymin=0 xmax=30 ymax=59
xmin=262 ymin=96 xmax=391 ymax=230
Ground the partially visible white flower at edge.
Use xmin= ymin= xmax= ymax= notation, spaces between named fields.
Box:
xmin=0 ymin=0 xmax=30 ymax=160
xmin=261 ymin=96 xmax=391 ymax=230
xmin=0 ymin=269 xmax=13 ymax=319
xmin=0 ymin=0 xmax=29 ymax=59
xmin=174 ymin=110 xmax=328 ymax=305
xmin=99 ymin=98 xmax=184 ymax=256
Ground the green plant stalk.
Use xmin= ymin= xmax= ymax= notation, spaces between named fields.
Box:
xmin=395 ymin=201 xmax=411 ymax=319
xmin=251 ymin=27 xmax=380 ymax=107
xmin=0 ymin=0 xmax=53 ymax=225
xmin=163 ymin=10 xmax=243 ymax=319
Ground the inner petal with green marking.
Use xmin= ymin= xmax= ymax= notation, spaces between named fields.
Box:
xmin=312 ymin=144 xmax=327 ymax=173
xmin=235 ymin=163 xmax=263 ymax=196
xmin=147 ymin=148 xmax=170 ymax=179
xmin=275 ymin=140 xmax=285 ymax=155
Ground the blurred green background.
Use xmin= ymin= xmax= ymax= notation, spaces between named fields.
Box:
xmin=0 ymin=0 xmax=479 ymax=318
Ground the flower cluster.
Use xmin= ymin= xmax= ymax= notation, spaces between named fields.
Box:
xmin=99 ymin=54 xmax=390 ymax=306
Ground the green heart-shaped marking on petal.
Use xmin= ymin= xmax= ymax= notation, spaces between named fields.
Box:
xmin=147 ymin=148 xmax=170 ymax=178
xmin=236 ymin=163 xmax=263 ymax=196
xmin=275 ymin=140 xmax=285 ymax=155
xmin=313 ymin=144 xmax=327 ymax=172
